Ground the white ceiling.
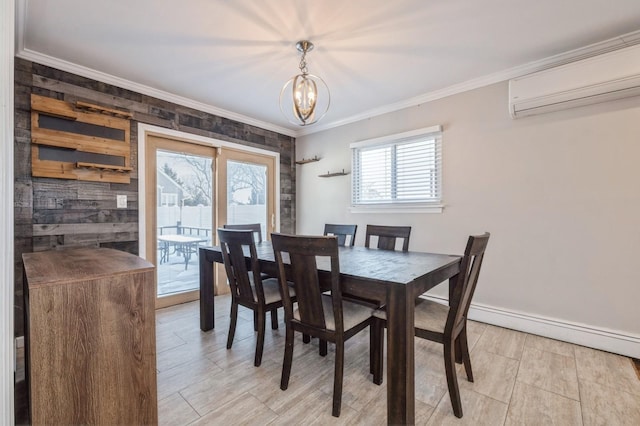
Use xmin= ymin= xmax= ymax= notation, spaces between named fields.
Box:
xmin=16 ymin=0 xmax=640 ymax=136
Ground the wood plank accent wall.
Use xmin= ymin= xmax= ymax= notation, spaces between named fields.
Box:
xmin=13 ymin=58 xmax=297 ymax=339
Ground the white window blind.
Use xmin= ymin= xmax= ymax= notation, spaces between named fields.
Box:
xmin=351 ymin=126 xmax=442 ymax=207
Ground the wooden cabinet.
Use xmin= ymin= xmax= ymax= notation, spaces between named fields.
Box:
xmin=22 ymin=248 xmax=158 ymax=425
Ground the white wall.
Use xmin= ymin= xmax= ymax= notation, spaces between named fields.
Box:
xmin=296 ymin=82 xmax=640 ymax=356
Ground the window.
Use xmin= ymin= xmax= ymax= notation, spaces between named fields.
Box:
xmin=351 ymin=125 xmax=442 ymax=212
xmin=160 ymin=192 xmax=178 ymax=207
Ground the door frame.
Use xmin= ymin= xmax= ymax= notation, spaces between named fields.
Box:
xmin=137 ymin=124 xmax=280 ymax=302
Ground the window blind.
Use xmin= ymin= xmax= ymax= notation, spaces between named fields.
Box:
xmin=351 ymin=127 xmax=442 ymax=206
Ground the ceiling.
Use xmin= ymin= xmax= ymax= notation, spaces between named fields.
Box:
xmin=16 ymin=0 xmax=640 ymax=136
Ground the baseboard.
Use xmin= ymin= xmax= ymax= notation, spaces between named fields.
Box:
xmin=421 ymin=295 xmax=640 ymax=358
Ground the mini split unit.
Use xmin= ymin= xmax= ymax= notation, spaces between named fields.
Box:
xmin=509 ymin=44 xmax=640 ymax=118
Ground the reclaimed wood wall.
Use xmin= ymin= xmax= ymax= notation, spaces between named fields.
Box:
xmin=14 ymin=58 xmax=296 ymax=337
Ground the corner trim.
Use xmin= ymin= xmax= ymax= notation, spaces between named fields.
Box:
xmin=2 ymin=0 xmax=16 ymax=423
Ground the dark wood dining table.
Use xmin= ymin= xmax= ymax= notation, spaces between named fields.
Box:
xmin=199 ymin=243 xmax=461 ymax=425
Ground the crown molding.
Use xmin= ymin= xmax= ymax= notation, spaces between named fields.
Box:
xmin=15 ymin=1 xmax=640 ymax=139
xmin=299 ymin=29 xmax=640 ymax=136
xmin=15 ymin=48 xmax=298 ymax=137
xmin=14 ymin=1 xmax=296 ymax=137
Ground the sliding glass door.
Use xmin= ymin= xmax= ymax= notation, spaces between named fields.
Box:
xmin=145 ymin=135 xmax=277 ymax=307
xmin=146 ymin=135 xmax=216 ymax=308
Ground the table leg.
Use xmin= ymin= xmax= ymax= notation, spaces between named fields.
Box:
xmin=199 ymin=248 xmax=215 ymax=331
xmin=162 ymin=242 xmax=170 ymax=263
xmin=184 ymin=245 xmax=191 ymax=270
xmin=386 ymin=283 xmax=415 ymax=424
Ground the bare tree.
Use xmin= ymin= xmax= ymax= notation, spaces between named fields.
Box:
xmin=174 ymin=156 xmax=212 ymax=206
xmin=159 ymin=154 xmax=265 ymax=207
xmin=227 ymin=161 xmax=266 ymax=205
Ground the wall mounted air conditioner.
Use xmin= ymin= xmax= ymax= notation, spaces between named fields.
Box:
xmin=509 ymin=44 xmax=640 ymax=118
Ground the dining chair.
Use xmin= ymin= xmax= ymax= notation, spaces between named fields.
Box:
xmin=271 ymin=233 xmax=380 ymax=417
xmin=223 ymin=223 xmax=263 ymax=243
xmin=371 ymin=232 xmax=490 ymax=418
xmin=299 ymin=224 xmax=358 ymax=347
xmin=323 ymin=223 xmax=358 ymax=247
xmin=217 ymin=228 xmax=295 ymax=367
xmin=336 ymin=224 xmax=411 ymax=312
xmin=364 ymin=224 xmax=412 ymax=251
xmin=223 ymin=222 xmax=278 ymax=328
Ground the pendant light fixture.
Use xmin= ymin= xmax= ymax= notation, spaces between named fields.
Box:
xmin=279 ymin=40 xmax=330 ymax=126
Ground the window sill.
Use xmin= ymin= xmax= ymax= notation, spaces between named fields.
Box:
xmin=349 ymin=204 xmax=444 ymax=214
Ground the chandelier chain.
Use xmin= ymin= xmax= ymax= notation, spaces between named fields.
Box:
xmin=299 ymin=52 xmax=308 ymax=75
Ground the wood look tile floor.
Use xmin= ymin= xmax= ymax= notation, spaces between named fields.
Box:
xmin=156 ymin=296 xmax=640 ymax=426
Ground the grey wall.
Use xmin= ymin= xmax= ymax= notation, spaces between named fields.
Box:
xmin=296 ymin=81 xmax=640 ymax=354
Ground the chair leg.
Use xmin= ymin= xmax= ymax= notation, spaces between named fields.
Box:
xmin=444 ymin=338 xmax=463 ymax=418
xmin=371 ymin=319 xmax=383 ymax=385
xmin=303 ymin=334 xmax=310 ymax=343
xmin=270 ymin=308 xmax=278 ymax=330
xmin=253 ymin=311 xmax=258 ymax=331
xmin=255 ymin=309 xmax=266 ymax=367
xmin=319 ymin=339 xmax=328 ymax=357
xmin=455 ymin=336 xmax=463 ymax=364
xmin=227 ymin=301 xmax=238 ymax=349
xmin=459 ymin=327 xmax=474 ymax=382
xmin=332 ymin=340 xmax=344 ymax=417
xmin=281 ymin=326 xmax=294 ymax=391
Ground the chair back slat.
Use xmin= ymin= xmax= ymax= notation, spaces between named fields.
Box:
xmin=218 ymin=228 xmax=263 ymax=304
xmin=272 ymin=233 xmax=342 ymax=333
xmin=324 ymin=224 xmax=357 ymax=247
xmin=223 ymin=223 xmax=263 ymax=243
xmin=288 ymin=252 xmax=326 ymax=329
xmin=446 ymin=233 xmax=490 ymax=333
xmin=365 ymin=225 xmax=412 ymax=251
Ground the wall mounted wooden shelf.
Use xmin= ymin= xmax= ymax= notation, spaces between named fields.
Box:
xmin=75 ymin=162 xmax=133 ymax=173
xmin=74 ymin=100 xmax=133 ymax=118
xmin=319 ymin=169 xmax=350 ymax=178
xmin=295 ymin=155 xmax=321 ymax=165
xmin=30 ymin=94 xmax=132 ymax=184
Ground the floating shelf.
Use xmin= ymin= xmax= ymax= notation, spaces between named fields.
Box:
xmin=75 ymin=100 xmax=133 ymax=118
xmin=295 ymin=155 xmax=321 ymax=165
xmin=76 ymin=162 xmax=133 ymax=173
xmin=319 ymin=169 xmax=349 ymax=178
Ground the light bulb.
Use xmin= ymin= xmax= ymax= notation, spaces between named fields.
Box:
xmin=292 ymin=75 xmax=318 ymax=122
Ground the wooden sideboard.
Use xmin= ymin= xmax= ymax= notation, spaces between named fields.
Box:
xmin=22 ymin=247 xmax=158 ymax=425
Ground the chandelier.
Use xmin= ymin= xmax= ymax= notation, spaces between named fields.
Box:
xmin=279 ymin=40 xmax=330 ymax=126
